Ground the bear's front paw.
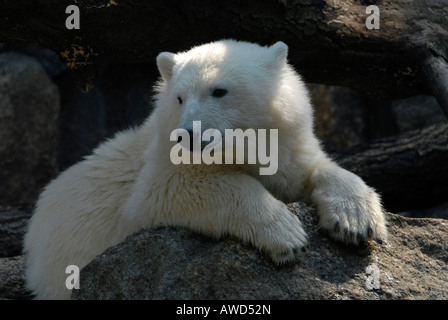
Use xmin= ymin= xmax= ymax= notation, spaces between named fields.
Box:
xmin=254 ymin=205 xmax=308 ymax=265
xmin=312 ymin=171 xmax=387 ymax=245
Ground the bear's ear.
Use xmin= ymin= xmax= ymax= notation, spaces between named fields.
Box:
xmin=156 ymin=52 xmax=176 ymax=81
xmin=269 ymin=41 xmax=288 ymax=67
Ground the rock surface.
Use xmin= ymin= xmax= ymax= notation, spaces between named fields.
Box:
xmin=0 ymin=206 xmax=33 ymax=299
xmin=1 ymin=202 xmax=447 ymax=300
xmin=0 ymin=52 xmax=59 ymax=206
xmin=0 ymin=206 xmax=33 ymax=258
xmin=71 ymin=203 xmax=448 ymax=300
xmin=0 ymin=255 xmax=30 ymax=300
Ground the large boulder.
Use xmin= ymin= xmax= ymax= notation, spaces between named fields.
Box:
xmin=72 ymin=203 xmax=448 ymax=300
xmin=0 ymin=206 xmax=33 ymax=258
xmin=0 ymin=52 xmax=59 ymax=206
xmin=1 ymin=202 xmax=447 ymax=300
xmin=0 ymin=255 xmax=29 ymax=300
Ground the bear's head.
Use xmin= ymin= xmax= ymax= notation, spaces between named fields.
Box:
xmin=155 ymin=40 xmax=311 ymax=154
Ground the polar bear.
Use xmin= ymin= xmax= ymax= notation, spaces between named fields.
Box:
xmin=23 ymin=40 xmax=387 ymax=299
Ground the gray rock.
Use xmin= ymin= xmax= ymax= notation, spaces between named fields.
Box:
xmin=391 ymin=95 xmax=446 ymax=134
xmin=0 ymin=255 xmax=32 ymax=300
xmin=3 ymin=43 xmax=67 ymax=79
xmin=0 ymin=205 xmax=33 ymax=257
xmin=72 ymin=203 xmax=448 ymax=300
xmin=0 ymin=52 xmax=59 ymax=206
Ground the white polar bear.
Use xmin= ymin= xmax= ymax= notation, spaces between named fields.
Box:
xmin=23 ymin=40 xmax=387 ymax=300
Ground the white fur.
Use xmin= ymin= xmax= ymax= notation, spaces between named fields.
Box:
xmin=23 ymin=40 xmax=387 ymax=299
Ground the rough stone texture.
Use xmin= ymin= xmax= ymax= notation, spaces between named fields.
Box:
xmin=0 ymin=52 xmax=59 ymax=206
xmin=0 ymin=255 xmax=31 ymax=300
xmin=72 ymin=203 xmax=448 ymax=300
xmin=0 ymin=206 xmax=33 ymax=258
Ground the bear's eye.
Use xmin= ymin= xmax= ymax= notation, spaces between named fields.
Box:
xmin=212 ymin=89 xmax=228 ymax=98
xmin=177 ymin=97 xmax=183 ymax=104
